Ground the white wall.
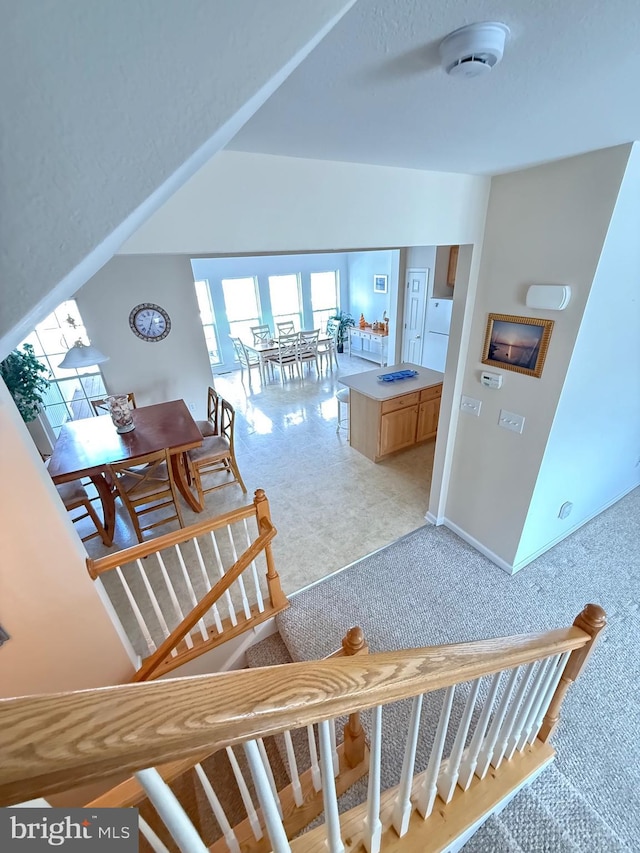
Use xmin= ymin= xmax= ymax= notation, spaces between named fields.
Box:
xmin=346 ymin=250 xmax=394 ymax=324
xmin=0 ymin=0 xmax=357 ymax=356
xmin=0 ymin=380 xmax=134 ymax=697
xmin=120 ymin=151 xmax=492 ymax=255
xmin=514 ymin=144 xmax=640 ymax=567
xmin=76 ymin=256 xmax=214 ymax=419
xmin=444 ymin=144 xmax=632 ymax=568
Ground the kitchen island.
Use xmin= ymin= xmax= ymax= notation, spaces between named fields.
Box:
xmin=339 ymin=363 xmax=444 ymax=462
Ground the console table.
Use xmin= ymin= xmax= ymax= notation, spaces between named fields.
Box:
xmin=339 ymin=363 xmax=444 ymax=462
xmin=347 ymin=327 xmax=388 ymax=367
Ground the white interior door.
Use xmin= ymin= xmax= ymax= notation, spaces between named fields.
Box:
xmin=402 ymin=269 xmax=428 ymax=363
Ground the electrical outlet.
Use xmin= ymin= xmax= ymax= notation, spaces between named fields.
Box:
xmin=188 ymin=402 xmax=196 ymax=413
xmin=498 ymin=409 xmax=525 ymax=434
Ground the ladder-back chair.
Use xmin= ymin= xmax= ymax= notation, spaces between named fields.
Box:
xmin=187 ymin=396 xmax=247 ymax=504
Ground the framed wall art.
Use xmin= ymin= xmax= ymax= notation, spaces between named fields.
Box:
xmin=373 ymin=274 xmax=388 ymax=294
xmin=481 ymin=313 xmax=554 ymax=378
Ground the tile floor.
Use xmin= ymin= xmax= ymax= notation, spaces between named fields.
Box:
xmin=80 ymin=353 xmax=436 ymax=596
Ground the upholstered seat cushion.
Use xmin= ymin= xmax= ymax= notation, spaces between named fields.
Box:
xmin=188 ymin=435 xmax=230 ymax=463
xmin=56 ymin=480 xmax=89 ymax=504
xmin=196 ymin=419 xmax=216 ymax=437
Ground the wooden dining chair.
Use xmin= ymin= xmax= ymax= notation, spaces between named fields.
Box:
xmin=196 ymin=386 xmax=218 ymax=437
xmin=230 ymin=336 xmax=263 ymax=386
xmin=55 ymin=480 xmax=110 ymax=545
xmin=107 ymin=449 xmax=184 ymax=543
xmin=187 ymin=396 xmax=247 ymax=504
xmin=90 ymin=392 xmax=137 ymax=416
xmin=276 ymin=320 xmax=296 ymax=336
xmin=298 ymin=329 xmax=321 ymax=376
xmin=264 ymin=332 xmax=301 ymax=384
xmin=250 ymin=324 xmax=272 ymax=344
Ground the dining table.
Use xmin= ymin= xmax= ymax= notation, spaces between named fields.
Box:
xmin=242 ymin=333 xmax=333 ymax=382
xmin=46 ymin=399 xmax=204 ymax=545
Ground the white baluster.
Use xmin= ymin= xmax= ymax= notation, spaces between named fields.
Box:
xmin=457 ymin=672 xmax=502 ymax=790
xmin=363 ymin=705 xmax=383 ymax=853
xmin=174 ymin=544 xmax=208 ymax=641
xmin=194 ymin=763 xmax=241 ymax=853
xmin=135 ymin=768 xmax=209 ymax=853
xmin=258 ymin=737 xmax=283 ymax=818
xmin=283 ymin=730 xmax=304 ymax=807
xmin=115 ymin=566 xmax=156 ymax=654
xmin=225 ymin=746 xmax=263 ymax=840
xmin=529 ymin=651 xmax=571 ymax=743
xmin=210 ymin=531 xmax=238 ymax=626
xmin=516 ymin=655 xmax=560 ymax=750
xmin=328 ymin=718 xmax=340 ymax=777
xmin=491 ymin=662 xmax=536 ymax=769
xmin=154 ymin=552 xmax=193 ymax=649
xmin=227 ymin=526 xmax=252 ymax=620
xmin=392 ymin=693 xmax=423 ymax=837
xmin=192 ymin=536 xmax=224 ymax=633
xmin=243 ymin=740 xmax=291 ymax=853
xmin=243 ymin=518 xmax=265 ymax=613
xmin=139 ymin=815 xmax=171 ymax=853
xmin=318 ymin=719 xmax=345 ymax=853
xmin=134 ymin=558 xmax=172 ymax=643
xmin=307 ymin=724 xmax=322 ymax=792
xmin=475 ymin=668 xmax=520 ymax=778
xmin=417 ymin=686 xmax=455 ymax=819
xmin=437 ymin=678 xmax=481 ymax=803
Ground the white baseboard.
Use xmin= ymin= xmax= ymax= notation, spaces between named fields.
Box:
xmin=440 ymin=518 xmax=517 ymax=575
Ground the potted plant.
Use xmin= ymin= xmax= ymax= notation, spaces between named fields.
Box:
xmin=0 ymin=343 xmax=50 ymax=423
xmin=328 ymin=310 xmax=355 ymax=353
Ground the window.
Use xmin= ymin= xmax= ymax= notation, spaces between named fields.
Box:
xmin=310 ymin=271 xmax=339 ymax=333
xmin=20 ymin=300 xmax=107 ymax=436
xmin=222 ymin=277 xmax=261 ymax=343
xmin=268 ymin=274 xmax=302 ymax=331
xmin=194 ymin=280 xmax=221 ymax=369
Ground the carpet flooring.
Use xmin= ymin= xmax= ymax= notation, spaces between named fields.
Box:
xmin=256 ymin=486 xmax=640 ymax=851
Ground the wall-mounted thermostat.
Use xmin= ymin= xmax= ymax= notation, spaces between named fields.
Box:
xmin=481 ymin=370 xmax=503 ymax=389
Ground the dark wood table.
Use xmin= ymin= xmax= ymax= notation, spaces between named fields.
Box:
xmin=46 ymin=400 xmax=204 ymax=544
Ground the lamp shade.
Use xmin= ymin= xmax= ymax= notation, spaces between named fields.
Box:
xmin=58 ymin=342 xmax=109 ymax=369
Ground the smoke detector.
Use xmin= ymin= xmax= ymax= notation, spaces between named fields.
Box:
xmin=439 ymin=22 xmax=510 ymax=78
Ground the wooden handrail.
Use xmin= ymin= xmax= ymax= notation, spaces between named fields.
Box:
xmin=86 ymin=492 xmax=266 ymax=579
xmin=132 ymin=517 xmax=277 ymax=681
xmin=0 ymin=622 xmax=592 ymax=806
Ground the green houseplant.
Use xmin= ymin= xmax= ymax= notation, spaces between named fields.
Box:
xmin=328 ymin=310 xmax=355 ymax=353
xmin=0 ymin=343 xmax=50 ymax=423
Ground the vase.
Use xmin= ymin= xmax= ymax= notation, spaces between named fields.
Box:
xmin=107 ymin=395 xmax=135 ymax=433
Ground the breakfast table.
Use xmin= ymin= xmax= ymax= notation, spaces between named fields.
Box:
xmin=46 ymin=400 xmax=204 ymax=544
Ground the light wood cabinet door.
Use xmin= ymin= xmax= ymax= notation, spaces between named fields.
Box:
xmin=416 ymin=397 xmax=441 ymax=443
xmin=379 ymin=406 xmax=419 ymax=457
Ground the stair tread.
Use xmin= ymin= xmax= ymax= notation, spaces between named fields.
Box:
xmin=245 ymin=630 xmax=293 ymax=668
xmin=461 ymin=814 xmax=525 ymax=853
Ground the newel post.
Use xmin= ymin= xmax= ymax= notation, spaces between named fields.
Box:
xmin=254 ymin=489 xmax=288 ymax=610
xmin=538 ymin=603 xmax=607 ymax=743
xmin=342 ymin=626 xmax=369 ymax=768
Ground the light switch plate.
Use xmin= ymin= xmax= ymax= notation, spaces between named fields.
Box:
xmin=499 ymin=409 xmax=525 ymax=434
xmin=460 ymin=395 xmax=481 ymax=416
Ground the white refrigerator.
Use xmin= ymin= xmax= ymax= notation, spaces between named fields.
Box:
xmin=422 ymin=298 xmax=452 ymax=372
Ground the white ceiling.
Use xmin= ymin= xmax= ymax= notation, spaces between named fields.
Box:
xmin=228 ymin=0 xmax=640 ymax=175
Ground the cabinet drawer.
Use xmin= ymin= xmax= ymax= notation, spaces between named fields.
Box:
xmin=381 ymin=391 xmax=420 ymax=414
xmin=420 ymin=384 xmax=442 ymax=402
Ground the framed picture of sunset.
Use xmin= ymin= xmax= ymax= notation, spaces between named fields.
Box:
xmin=481 ymin=313 xmax=554 ymax=378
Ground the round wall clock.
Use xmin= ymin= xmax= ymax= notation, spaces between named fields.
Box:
xmin=129 ymin=303 xmax=171 ymax=342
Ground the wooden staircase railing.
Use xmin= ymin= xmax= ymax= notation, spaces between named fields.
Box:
xmin=86 ymin=489 xmax=289 ymax=680
xmin=0 ymin=605 xmax=605 ymax=853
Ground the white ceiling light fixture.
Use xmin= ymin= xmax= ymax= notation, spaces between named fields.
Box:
xmin=58 ymin=339 xmax=109 ymax=369
xmin=439 ymin=22 xmax=510 ymax=79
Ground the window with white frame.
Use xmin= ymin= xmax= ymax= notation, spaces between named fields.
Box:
xmin=268 ymin=274 xmax=302 ymax=332
xmin=310 ymin=270 xmax=339 ymax=333
xmin=20 ymin=300 xmax=107 ymax=436
xmin=194 ymin=280 xmax=222 ymax=369
xmin=222 ymin=276 xmax=261 ymax=342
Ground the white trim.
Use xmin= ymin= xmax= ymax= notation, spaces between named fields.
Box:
xmin=93 ymin=576 xmax=141 ymax=668
xmin=440 ymin=518 xmax=517 ymax=575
